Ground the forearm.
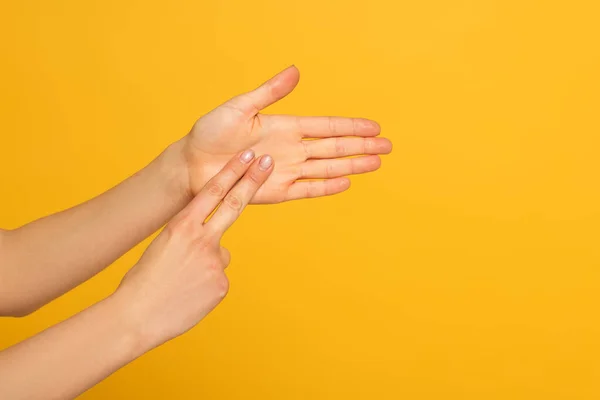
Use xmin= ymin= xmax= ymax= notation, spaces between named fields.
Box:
xmin=0 ymin=291 xmax=152 ymax=400
xmin=0 ymin=140 xmax=192 ymax=316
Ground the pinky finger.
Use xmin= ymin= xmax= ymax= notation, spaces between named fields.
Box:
xmin=285 ymin=177 xmax=351 ymax=201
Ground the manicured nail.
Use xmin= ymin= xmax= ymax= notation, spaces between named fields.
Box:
xmin=259 ymin=155 xmax=273 ymax=170
xmin=240 ymin=149 xmax=255 ymax=164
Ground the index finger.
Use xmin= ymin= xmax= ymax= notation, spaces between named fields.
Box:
xmin=180 ymin=149 xmax=256 ymax=224
xmin=205 ymin=154 xmax=274 ymax=237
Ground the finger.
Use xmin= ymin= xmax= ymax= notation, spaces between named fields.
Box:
xmin=287 ymin=116 xmax=381 ymax=138
xmin=303 ymin=137 xmax=392 ymax=159
xmin=220 ymin=247 xmax=231 ymax=268
xmin=224 ymin=66 xmax=300 ymax=116
xmin=300 ymin=155 xmax=381 ymax=179
xmin=206 ymin=155 xmax=274 ymax=236
xmin=285 ymin=177 xmax=351 ymax=201
xmin=176 ymin=149 xmax=256 ymax=225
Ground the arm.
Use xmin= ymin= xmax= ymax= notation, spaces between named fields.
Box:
xmin=0 ymin=142 xmax=191 ymax=317
xmin=0 ymin=66 xmax=392 ymax=316
xmin=0 ymin=150 xmax=273 ymax=400
xmin=0 ymin=292 xmax=145 ymax=400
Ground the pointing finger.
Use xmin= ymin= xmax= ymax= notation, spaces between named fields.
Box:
xmin=185 ymin=149 xmax=256 ymax=223
xmin=206 ymin=155 xmax=274 ymax=236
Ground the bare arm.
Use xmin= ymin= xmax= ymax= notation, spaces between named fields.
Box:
xmin=0 ymin=151 xmax=272 ymax=400
xmin=0 ymin=66 xmax=392 ymax=316
xmin=0 ymin=292 xmax=144 ymax=400
xmin=0 ymin=142 xmax=191 ymax=316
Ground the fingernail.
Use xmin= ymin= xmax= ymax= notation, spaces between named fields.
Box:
xmin=240 ymin=149 xmax=255 ymax=164
xmin=259 ymin=155 xmax=273 ymax=170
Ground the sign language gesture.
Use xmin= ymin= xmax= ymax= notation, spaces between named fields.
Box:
xmin=0 ymin=151 xmax=275 ymax=400
xmin=117 ymin=149 xmax=273 ymax=346
xmin=0 ymin=67 xmax=391 ymax=400
xmin=183 ymin=66 xmax=393 ymax=203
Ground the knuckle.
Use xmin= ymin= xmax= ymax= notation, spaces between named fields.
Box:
xmin=352 ymin=118 xmax=359 ymax=135
xmin=191 ymin=118 xmax=203 ymax=132
xmin=221 ymin=247 xmax=231 ymax=264
xmin=164 ymin=221 xmax=180 ymax=240
xmin=363 ymin=138 xmax=371 ymax=153
xmin=326 ymin=163 xmax=335 ymax=178
xmin=328 ymin=116 xmax=336 ymax=134
xmin=165 ymin=214 xmax=194 ymax=239
xmin=207 ymin=259 xmax=222 ymax=272
xmin=207 ymin=182 xmax=225 ymax=197
xmin=335 ymin=137 xmax=346 ymax=156
xmin=214 ymin=274 xmax=230 ymax=299
xmin=246 ymin=170 xmax=262 ymax=185
xmin=223 ymin=193 xmax=243 ymax=212
xmin=192 ymin=234 xmax=214 ymax=251
xmin=202 ymin=253 xmax=223 ymax=274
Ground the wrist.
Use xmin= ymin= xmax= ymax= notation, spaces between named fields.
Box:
xmin=156 ymin=139 xmax=195 ymax=205
xmin=104 ymin=287 xmax=162 ymax=357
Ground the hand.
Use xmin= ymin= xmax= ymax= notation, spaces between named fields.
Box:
xmin=181 ymin=66 xmax=393 ymax=204
xmin=116 ymin=149 xmax=273 ymax=347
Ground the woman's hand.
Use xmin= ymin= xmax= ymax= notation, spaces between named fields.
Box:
xmin=116 ymin=149 xmax=273 ymax=347
xmin=0 ymin=151 xmax=273 ymax=400
xmin=180 ymin=66 xmax=393 ymax=203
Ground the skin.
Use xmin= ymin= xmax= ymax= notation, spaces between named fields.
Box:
xmin=0 ymin=66 xmax=392 ymax=316
xmin=184 ymin=65 xmax=392 ymax=202
xmin=0 ymin=150 xmax=274 ymax=400
xmin=0 ymin=66 xmax=392 ymax=398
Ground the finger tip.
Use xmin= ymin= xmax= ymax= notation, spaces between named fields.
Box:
xmin=282 ymin=65 xmax=300 ymax=84
xmin=369 ymin=155 xmax=382 ymax=169
xmin=383 ymin=138 xmax=393 ymax=153
xmin=288 ymin=64 xmax=300 ymax=74
xmin=239 ymin=148 xmax=256 ymax=164
xmin=369 ymin=120 xmax=381 ymax=135
xmin=358 ymin=119 xmax=381 ymax=136
xmin=375 ymin=138 xmax=393 ymax=154
xmin=258 ymin=154 xmax=274 ymax=171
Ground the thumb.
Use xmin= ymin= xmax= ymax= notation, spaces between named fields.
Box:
xmin=226 ymin=65 xmax=300 ymax=116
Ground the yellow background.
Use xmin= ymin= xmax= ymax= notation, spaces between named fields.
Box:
xmin=1 ymin=0 xmax=600 ymax=398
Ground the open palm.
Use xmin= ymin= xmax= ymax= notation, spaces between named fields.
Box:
xmin=183 ymin=66 xmax=392 ymax=204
